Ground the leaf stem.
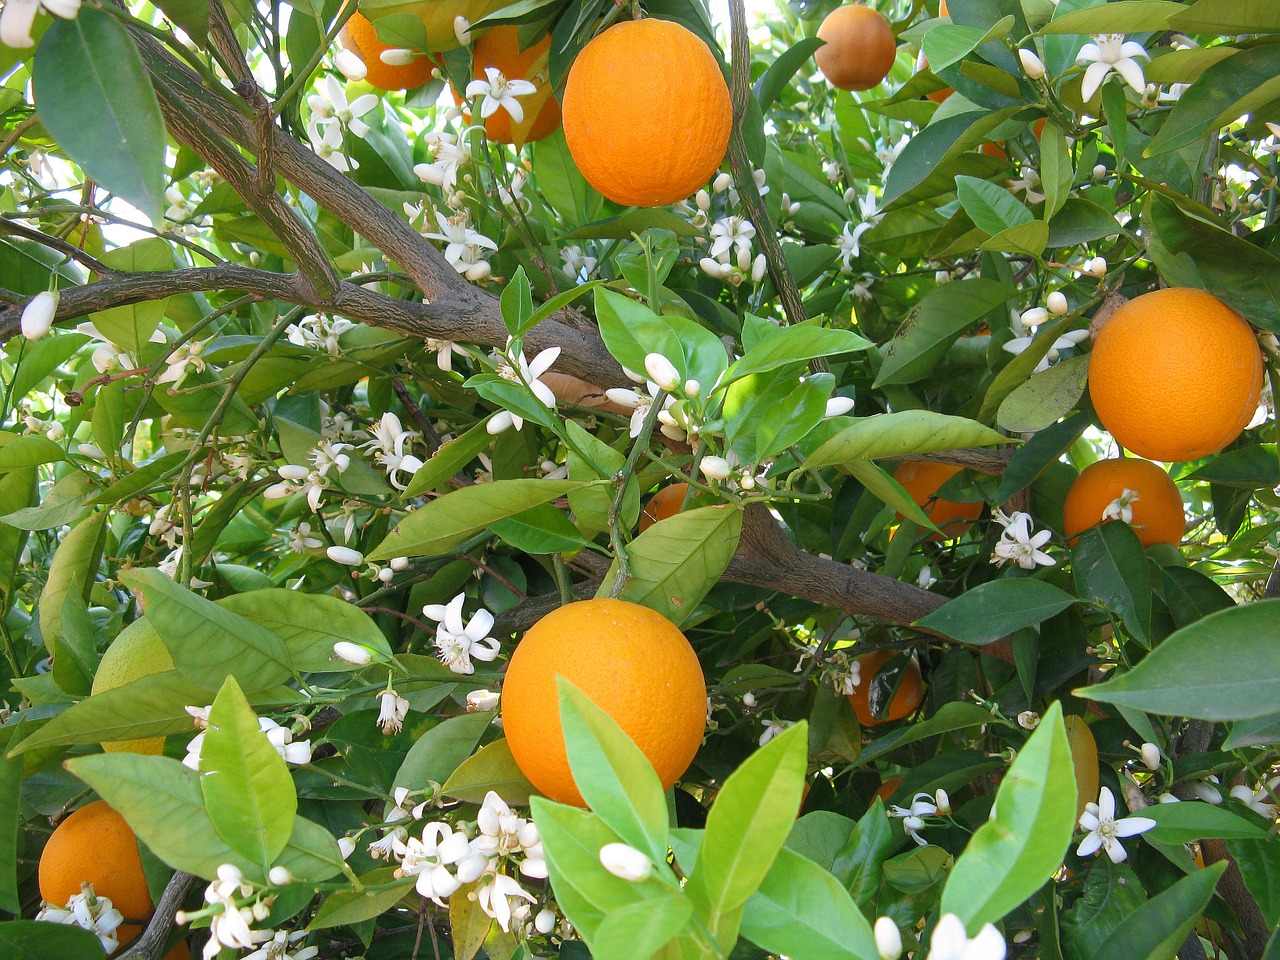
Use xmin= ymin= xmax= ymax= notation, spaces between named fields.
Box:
xmin=606 ymin=388 xmax=668 ymax=597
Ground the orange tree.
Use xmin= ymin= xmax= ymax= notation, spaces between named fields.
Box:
xmin=0 ymin=0 xmax=1278 ymax=958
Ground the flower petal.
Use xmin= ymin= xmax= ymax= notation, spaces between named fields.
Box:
xmin=1080 ymin=61 xmax=1111 ymax=103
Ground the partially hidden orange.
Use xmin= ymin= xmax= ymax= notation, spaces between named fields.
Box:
xmin=502 ymin=598 xmax=707 ymax=806
xmin=1062 ymin=457 xmax=1186 ymax=547
xmin=562 ymin=19 xmax=732 ymax=207
xmin=466 ymin=26 xmax=561 ymax=145
xmin=849 ymin=649 xmax=923 ymax=726
xmin=895 ymin=461 xmax=982 ymax=541
xmin=342 ymin=12 xmax=438 ymax=90
xmin=639 ymin=483 xmax=691 ymax=533
xmin=1088 ymin=288 xmax=1263 ymax=462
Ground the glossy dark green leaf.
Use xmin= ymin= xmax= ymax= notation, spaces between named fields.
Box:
xmin=755 ymin=37 xmax=825 ymax=111
xmin=0 ymin=732 xmax=20 ymax=913
xmin=309 ymin=868 xmax=415 ymax=930
xmin=1080 ymin=600 xmax=1280 ymax=720
xmin=992 ymin=413 xmax=1088 ymax=502
xmin=956 ymin=175 xmax=1033 ymax=234
xmin=854 ymin=702 xmax=994 ymax=768
xmin=32 ymin=9 xmax=166 ymax=222
xmin=721 ymin=319 xmax=870 ymax=388
xmin=218 ymin=589 xmax=393 ymax=673
xmin=1040 ymin=0 xmax=1185 ymax=32
xmin=1223 ymin=712 xmax=1280 ymax=750
xmin=1143 ymin=801 xmax=1267 ymax=844
xmin=594 ymin=288 xmax=727 ymax=389
xmin=1158 ymin=567 xmax=1235 ymax=630
xmin=1072 ymin=522 xmax=1151 ymax=647
xmin=393 ymin=711 xmax=493 ymax=792
xmin=0 ymin=921 xmax=106 ymax=959
xmin=491 ymin=503 xmax=590 ymax=554
xmin=1229 ymin=837 xmax=1280 ymax=929
xmin=1148 ymin=44 xmax=1280 ymax=156
xmin=916 ymin=580 xmax=1076 ymax=646
xmin=831 ymin=799 xmax=894 ymax=912
xmin=1091 ymin=862 xmax=1226 ymax=960
xmin=1187 ymin=445 xmax=1280 ymax=489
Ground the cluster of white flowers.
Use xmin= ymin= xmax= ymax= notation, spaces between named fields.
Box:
xmin=425 ymin=210 xmax=498 ymax=282
xmin=836 ymin=190 xmax=883 ymax=274
xmin=362 ymin=411 xmax=424 ymax=490
xmin=605 ymin=354 xmax=693 ymax=442
xmin=488 ymin=340 xmax=561 ymax=434
xmin=287 ymin=313 xmax=356 ymax=356
xmin=991 ymin=510 xmax=1055 ymax=570
xmin=699 ymin=214 xmax=766 ymax=285
xmin=874 ymin=912 xmax=1006 ymax=960
xmin=36 ymin=884 xmax=125 ymax=954
xmin=306 ymin=76 xmax=377 ymax=173
xmin=422 ymin=592 xmax=501 ymax=675
xmin=888 ymin=790 xmax=951 ymax=846
xmin=182 ymin=706 xmax=313 ymax=770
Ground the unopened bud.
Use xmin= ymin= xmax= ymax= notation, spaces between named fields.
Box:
xmin=599 ymin=842 xmax=652 ymax=882
xmin=825 ymin=396 xmax=856 ymax=418
xmin=534 ymin=908 xmax=556 ymax=934
xmin=644 ymin=353 xmax=681 ymax=392
xmin=1140 ymin=742 xmax=1161 ymax=771
xmin=1046 ymin=291 xmax=1069 ymax=316
xmin=1092 ymin=164 xmax=1108 ymax=181
xmin=1018 ymin=48 xmax=1045 ymax=79
xmin=334 ymin=49 xmax=367 ymax=81
xmin=327 ymin=545 xmax=364 ymax=566
xmin=1019 ymin=307 xmax=1048 ymax=329
xmin=712 ymin=172 xmax=733 ymax=193
xmin=699 ymin=455 xmax=732 ymax=481
xmin=268 ymin=866 xmax=292 ymax=886
xmin=1084 ymin=256 xmax=1108 ymax=278
xmin=332 ymin=641 xmax=373 ymax=665
xmin=874 ymin=916 xmax=903 ymax=960
xmin=683 ymin=379 xmax=701 ymax=398
xmin=21 ymin=290 xmax=58 ymax=340
xmin=278 ymin=464 xmax=309 ymax=481
xmin=751 ymin=253 xmax=768 ymax=284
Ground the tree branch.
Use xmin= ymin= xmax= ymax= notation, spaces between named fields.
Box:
xmin=117 ymin=870 xmax=198 ymax=960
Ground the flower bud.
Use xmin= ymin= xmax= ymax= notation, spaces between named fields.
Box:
xmin=379 ymin=48 xmax=416 ymax=66
xmin=695 ymin=189 xmax=711 ymax=212
xmin=454 ymin=14 xmax=472 ymax=45
xmin=77 ymin=443 xmax=105 ymax=460
xmin=699 ymin=455 xmax=732 ymax=481
xmin=390 ymin=556 xmax=411 ymax=572
xmin=934 ymin=789 xmax=951 ymax=816
xmin=1046 ymin=291 xmax=1069 ymax=316
xmin=644 ymin=353 xmax=681 ymax=392
xmin=698 ymin=257 xmax=722 ymax=278
xmin=278 ymin=464 xmax=309 ymax=481
xmin=683 ymin=379 xmax=700 ymax=399
xmin=334 ymin=49 xmax=367 ymax=81
xmin=751 ymin=253 xmax=768 ymax=284
xmin=337 ymin=836 xmax=357 ymax=860
xmin=599 ymin=842 xmax=652 ymax=882
xmin=262 ymin=482 xmax=294 ymax=500
xmin=1019 ymin=307 xmax=1048 ymax=329
xmin=465 ymin=261 xmax=491 ymax=283
xmin=333 ymin=641 xmax=372 ymax=665
xmin=1092 ymin=164 xmax=1108 ymax=181
xmin=466 ymin=689 xmax=500 ymax=712
xmin=21 ymin=291 xmax=58 ymax=340
xmin=874 ymin=916 xmax=903 ymax=960
xmin=825 ymin=396 xmax=856 ymax=418
xmin=1084 ymin=256 xmax=1108 ymax=278
xmin=327 ymin=546 xmax=364 ymax=566
xmin=712 ymin=172 xmax=732 ymax=193
xmin=1018 ymin=48 xmax=1046 ymax=79
xmin=1140 ymin=742 xmax=1161 ymax=771
xmin=534 ymin=909 xmax=556 ymax=934
xmin=268 ymin=866 xmax=292 ymax=886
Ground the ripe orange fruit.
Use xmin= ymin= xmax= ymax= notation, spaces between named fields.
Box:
xmin=848 ymin=649 xmax=923 ymax=726
xmin=40 ymin=801 xmax=153 ymax=944
xmin=562 ymin=19 xmax=732 ymax=207
xmin=1063 ymin=716 xmax=1099 ymax=820
xmin=872 ymin=774 xmax=904 ymax=805
xmin=639 ymin=483 xmax=691 ymax=533
xmin=502 ymin=598 xmax=707 ymax=806
xmin=815 ymin=5 xmax=898 ymax=92
xmin=342 ymin=12 xmax=438 ymax=90
xmin=1062 ymin=458 xmax=1186 ymax=548
xmin=939 ymin=0 xmax=949 ymax=14
xmin=468 ymin=26 xmax=561 ymax=145
xmin=1088 ymin=288 xmax=1264 ymax=462
xmin=894 ymin=461 xmax=982 ymax=541
xmin=91 ymin=620 xmax=172 ymax=756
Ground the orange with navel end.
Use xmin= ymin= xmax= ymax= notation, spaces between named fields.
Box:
xmin=502 ymin=598 xmax=707 ymax=806
xmin=1062 ymin=458 xmax=1186 ymax=548
xmin=639 ymin=483 xmax=691 ymax=533
xmin=342 ymin=12 xmax=438 ymax=91
xmin=1088 ymin=288 xmax=1264 ymax=462
xmin=815 ymin=5 xmax=898 ymax=92
xmin=467 ymin=26 xmax=561 ymax=145
xmin=562 ymin=18 xmax=732 ymax=207
xmin=849 ymin=649 xmax=923 ymax=726
xmin=895 ymin=461 xmax=982 ymax=541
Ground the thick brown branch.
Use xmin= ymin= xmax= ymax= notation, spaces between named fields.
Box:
xmin=1202 ymin=839 xmax=1271 ymax=960
xmin=117 ymin=870 xmax=198 ymax=960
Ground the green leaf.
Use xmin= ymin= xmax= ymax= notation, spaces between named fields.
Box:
xmin=923 ymin=18 xmax=1014 ymax=72
xmin=563 ymin=208 xmax=700 ymax=240
xmin=201 ymin=676 xmax=298 ymax=870
xmin=723 ymin=369 xmax=834 ymax=464
xmin=38 ymin=511 xmax=107 ymax=655
xmin=1079 ymin=600 xmax=1280 ymax=720
xmin=831 ymin=799 xmax=894 ymax=912
xmin=491 ymin=504 xmax=590 ymax=554
xmin=720 ymin=319 xmax=871 ymax=388
xmin=883 ymin=108 xmax=1024 ymax=205
xmin=845 ymin=460 xmax=940 ymax=534
xmin=0 ymin=736 xmax=21 ymax=913
xmin=594 ymin=288 xmax=728 ymax=390
xmin=1141 ymin=802 xmax=1268 ymax=845
xmin=600 ymin=504 xmax=743 ymax=627
xmin=1169 ymin=0 xmax=1280 ymax=31
xmin=996 ymin=355 xmax=1090 ymax=433
xmin=0 ymin=921 xmax=106 ymax=959
xmin=1158 ymin=567 xmax=1235 ymax=630
xmin=992 ymin=413 xmax=1088 ymax=502
xmin=1223 ymin=713 xmax=1280 ymax=750
xmin=1187 ymin=445 xmax=1280 ymax=489
xmin=86 ymin=451 xmax=186 ymax=506
xmin=853 ymin=701 xmax=995 ymax=768
xmin=309 ymin=868 xmax=416 ymax=930
xmin=1071 ymin=522 xmax=1151 ymax=647
xmin=441 ymin=739 xmax=536 ymax=805
xmin=593 ymin=893 xmax=693 ymax=960
xmin=1040 ymin=121 xmax=1073 ymax=219
xmin=755 ymin=37 xmax=825 ymax=112
xmin=1040 ymin=0 xmax=1185 ymax=32
xmin=685 ymin=723 xmax=808 ymax=950
xmin=531 ymin=798 xmax=674 ymax=949
xmin=119 ymin=568 xmax=294 ymax=691
xmin=65 ymin=753 xmax=341 ymax=883
xmin=393 ymin=711 xmax=494 ymax=792
xmin=977 ymin=316 xmax=1084 ymax=422
xmin=558 ymin=678 xmax=669 ymax=866
xmin=218 ymin=590 xmax=393 ymax=673
xmin=981 ymin=220 xmax=1050 ymax=257
xmin=803 ymin=412 xmax=1006 ymax=468
xmin=32 ymin=9 xmax=167 ymax=222
xmin=0 ymin=434 xmax=65 ymax=471
xmin=940 ymin=702 xmax=1077 ymax=928
xmin=1147 ymin=45 xmax=1280 ymax=156
xmin=1091 ymin=862 xmax=1227 ymax=960
xmin=500 ymin=266 xmax=534 ymax=338
xmin=740 ymin=846 xmax=879 ymax=960
xmin=915 ymin=580 xmax=1076 ymax=646
xmin=956 ymin=176 xmax=1034 ymax=234
xmin=400 ymin=420 xmax=494 ymax=498
xmin=369 ymin=479 xmax=588 ymax=560
xmin=1229 ymin=838 xmax=1280 ymax=929
xmin=874 ymin=279 xmax=1015 ymax=387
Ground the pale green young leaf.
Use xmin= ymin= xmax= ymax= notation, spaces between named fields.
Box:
xmin=803 ymin=412 xmax=1006 ymax=468
xmin=201 ymin=676 xmax=298 ymax=870
xmin=218 ymin=589 xmax=393 ymax=673
xmin=719 ymin=319 xmax=871 ymax=388
xmin=939 ymin=702 xmax=1076 ymax=928
xmin=558 ymin=678 xmax=669 ymax=865
xmin=38 ymin=511 xmax=107 ymax=656
xmin=843 ymin=461 xmax=941 ymax=535
xmin=996 ymin=355 xmax=1090 ymax=434
xmin=593 ymin=893 xmax=693 ymax=960
xmin=441 ymin=739 xmax=536 ymax=805
xmin=310 ymin=868 xmax=416 ymax=930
